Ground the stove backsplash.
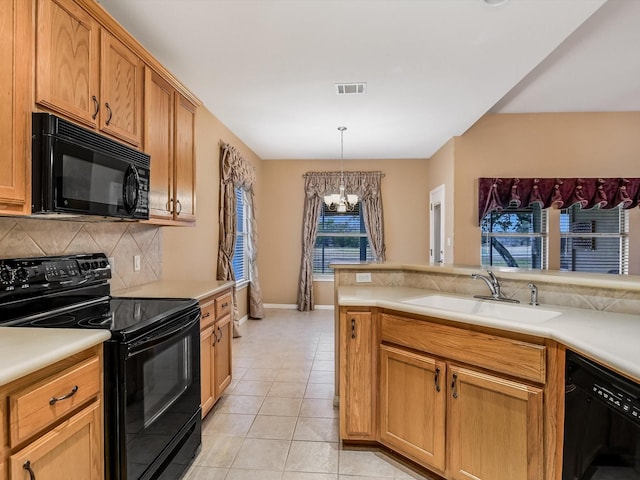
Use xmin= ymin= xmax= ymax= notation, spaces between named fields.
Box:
xmin=0 ymin=217 xmax=161 ymax=290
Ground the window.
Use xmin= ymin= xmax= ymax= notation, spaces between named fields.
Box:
xmin=560 ymin=205 xmax=628 ymax=274
xmin=313 ymin=202 xmax=375 ymax=275
xmin=481 ymin=205 xmax=547 ymax=269
xmin=232 ymin=188 xmax=249 ymax=284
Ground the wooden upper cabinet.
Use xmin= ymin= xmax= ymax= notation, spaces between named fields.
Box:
xmin=35 ymin=0 xmax=143 ymax=147
xmin=174 ymin=94 xmax=197 ymax=222
xmin=144 ymin=68 xmax=174 ymax=220
xmin=144 ymin=67 xmax=197 ymax=224
xmin=35 ymin=0 xmax=100 ymax=128
xmin=0 ymin=0 xmax=32 ymax=215
xmin=99 ymin=31 xmax=143 ymax=146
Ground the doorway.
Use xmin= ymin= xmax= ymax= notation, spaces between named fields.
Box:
xmin=430 ymin=185 xmax=445 ymax=264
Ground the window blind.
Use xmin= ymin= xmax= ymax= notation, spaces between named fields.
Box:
xmin=560 ymin=205 xmax=628 ymax=274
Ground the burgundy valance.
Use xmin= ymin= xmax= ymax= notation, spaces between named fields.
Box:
xmin=478 ymin=178 xmax=640 ymax=224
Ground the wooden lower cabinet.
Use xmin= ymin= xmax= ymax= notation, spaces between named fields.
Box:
xmin=0 ymin=346 xmax=103 ymax=480
xmin=200 ymin=323 xmax=215 ymax=416
xmin=379 ymin=344 xmax=446 ymax=472
xmin=214 ymin=314 xmax=232 ymax=398
xmin=199 ymin=288 xmax=233 ymax=418
xmin=340 ymin=307 xmax=552 ymax=480
xmin=447 ymin=365 xmax=543 ymax=480
xmin=340 ymin=309 xmax=378 ymax=441
xmin=9 ymin=401 xmax=102 ymax=480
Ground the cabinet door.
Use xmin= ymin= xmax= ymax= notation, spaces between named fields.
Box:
xmin=0 ymin=0 xmax=31 ymax=215
xmin=35 ymin=0 xmax=100 ymax=128
xmin=340 ymin=310 xmax=377 ymax=440
xmin=144 ymin=68 xmax=174 ymax=220
xmin=100 ymin=31 xmax=143 ymax=146
xmin=379 ymin=345 xmax=446 ymax=472
xmin=200 ymin=325 xmax=214 ymax=418
xmin=214 ymin=314 xmax=232 ymax=400
xmin=9 ymin=401 xmax=102 ymax=480
xmin=173 ymin=94 xmax=197 ymax=222
xmin=447 ymin=365 xmax=543 ymax=480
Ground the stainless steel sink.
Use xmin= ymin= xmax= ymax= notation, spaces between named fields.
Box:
xmin=402 ymin=294 xmax=562 ymax=323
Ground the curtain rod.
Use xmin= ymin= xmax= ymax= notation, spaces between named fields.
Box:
xmin=302 ymin=171 xmax=385 ymax=178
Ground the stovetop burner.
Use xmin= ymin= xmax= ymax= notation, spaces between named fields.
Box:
xmin=30 ymin=314 xmax=78 ymax=327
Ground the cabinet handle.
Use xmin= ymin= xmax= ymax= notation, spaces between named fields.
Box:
xmin=176 ymin=199 xmax=182 ymax=215
xmin=105 ymin=102 xmax=113 ymax=125
xmin=91 ymin=96 xmax=100 ymax=120
xmin=216 ymin=327 xmax=223 ymax=343
xmin=221 ymin=302 xmax=229 ymax=308
xmin=167 ymin=199 xmax=174 ymax=214
xmin=49 ymin=385 xmax=79 ymax=405
xmin=351 ymin=318 xmax=356 ymax=339
xmin=202 ymin=312 xmax=211 ymax=319
xmin=451 ymin=374 xmax=458 ymax=399
xmin=23 ymin=461 xmax=36 ymax=480
xmin=435 ymin=367 xmax=441 ymax=392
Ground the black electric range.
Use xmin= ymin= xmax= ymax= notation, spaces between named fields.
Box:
xmin=0 ymin=253 xmax=202 ymax=480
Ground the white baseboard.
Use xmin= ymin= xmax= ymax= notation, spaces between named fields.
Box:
xmin=263 ymin=303 xmax=335 ymax=311
xmin=237 ymin=314 xmax=248 ymax=325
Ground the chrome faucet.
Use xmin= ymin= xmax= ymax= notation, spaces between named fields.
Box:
xmin=528 ymin=282 xmax=539 ymax=306
xmin=471 ymin=271 xmax=520 ymax=303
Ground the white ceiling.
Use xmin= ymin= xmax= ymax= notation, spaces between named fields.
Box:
xmin=96 ymin=0 xmax=636 ymax=160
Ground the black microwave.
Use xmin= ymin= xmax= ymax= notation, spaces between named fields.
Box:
xmin=32 ymin=113 xmax=150 ymax=220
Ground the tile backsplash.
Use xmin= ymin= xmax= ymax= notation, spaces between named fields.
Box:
xmin=0 ymin=217 xmax=162 ymax=291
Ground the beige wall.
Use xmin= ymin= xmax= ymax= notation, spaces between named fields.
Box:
xmin=162 ymin=106 xmax=263 ymax=318
xmin=259 ymin=158 xmax=429 ymax=306
xmin=449 ymin=112 xmax=640 ymax=268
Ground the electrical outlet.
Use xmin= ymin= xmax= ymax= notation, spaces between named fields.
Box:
xmin=356 ymin=272 xmax=372 ymax=283
xmin=133 ymin=255 xmax=141 ymax=272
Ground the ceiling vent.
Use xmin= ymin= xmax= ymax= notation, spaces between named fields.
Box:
xmin=335 ymin=83 xmax=367 ymax=95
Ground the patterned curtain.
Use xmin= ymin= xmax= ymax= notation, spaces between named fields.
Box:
xmin=478 ymin=177 xmax=640 ymax=223
xmin=218 ymin=144 xmax=265 ymax=337
xmin=297 ymin=171 xmax=385 ymax=311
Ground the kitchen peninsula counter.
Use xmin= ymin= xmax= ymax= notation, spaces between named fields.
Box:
xmin=338 ymin=285 xmax=640 ymax=383
xmin=0 ymin=328 xmax=110 ymax=386
xmin=113 ymin=280 xmax=234 ymax=301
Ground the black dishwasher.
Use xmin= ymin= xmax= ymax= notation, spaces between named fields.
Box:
xmin=563 ymin=349 xmax=640 ymax=479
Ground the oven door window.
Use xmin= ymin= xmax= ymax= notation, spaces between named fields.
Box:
xmin=53 ymin=139 xmax=131 ymax=216
xmin=125 ymin=324 xmax=199 ymax=479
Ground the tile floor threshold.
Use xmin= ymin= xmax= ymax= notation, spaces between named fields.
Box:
xmin=184 ymin=308 xmax=436 ymax=480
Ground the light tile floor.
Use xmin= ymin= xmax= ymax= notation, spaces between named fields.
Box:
xmin=185 ymin=308 xmax=436 ymax=480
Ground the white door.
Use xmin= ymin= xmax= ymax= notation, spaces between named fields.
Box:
xmin=430 ymin=185 xmax=445 ymax=264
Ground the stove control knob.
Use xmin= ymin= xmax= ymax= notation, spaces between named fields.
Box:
xmin=14 ymin=268 xmax=28 ymax=282
xmin=0 ymin=269 xmax=13 ymax=283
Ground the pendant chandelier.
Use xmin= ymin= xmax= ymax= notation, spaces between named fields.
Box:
xmin=323 ymin=126 xmax=358 ymax=213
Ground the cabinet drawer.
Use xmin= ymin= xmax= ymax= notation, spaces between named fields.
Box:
xmin=9 ymin=356 xmax=101 ymax=446
xmin=381 ymin=313 xmax=546 ymax=384
xmin=215 ymin=292 xmax=232 ymax=319
xmin=200 ymin=299 xmax=216 ymax=329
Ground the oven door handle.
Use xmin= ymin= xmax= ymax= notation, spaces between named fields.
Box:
xmin=126 ymin=313 xmax=199 ymax=357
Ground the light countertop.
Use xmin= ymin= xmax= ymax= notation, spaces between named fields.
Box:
xmin=0 ymin=281 xmax=233 ymax=388
xmin=0 ymin=328 xmax=110 ymax=387
xmin=338 ymin=285 xmax=640 ymax=382
xmin=112 ymin=280 xmax=234 ymax=301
